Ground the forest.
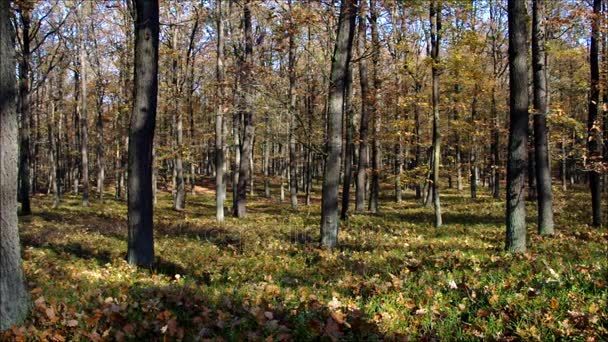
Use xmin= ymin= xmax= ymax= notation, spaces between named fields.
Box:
xmin=0 ymin=0 xmax=606 ymax=340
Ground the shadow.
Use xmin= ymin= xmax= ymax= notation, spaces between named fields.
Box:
xmin=20 ymin=236 xmax=113 ymax=266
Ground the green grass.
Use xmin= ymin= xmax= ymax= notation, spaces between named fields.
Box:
xmin=2 ymin=182 xmax=607 ymax=341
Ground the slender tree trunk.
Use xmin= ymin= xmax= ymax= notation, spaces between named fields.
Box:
xmin=430 ymin=0 xmax=442 ymax=227
xmin=587 ymin=0 xmax=602 ymax=227
xmin=96 ymin=89 xmax=105 ymax=202
xmin=532 ymin=0 xmax=555 ymax=235
xmin=369 ymin=0 xmax=381 ymax=214
xmin=355 ymin=1 xmax=370 ymax=213
xmin=80 ymin=30 xmax=90 ymax=206
xmin=172 ymin=24 xmax=186 ymax=211
xmin=341 ymin=64 xmax=354 ymax=219
xmin=234 ymin=0 xmax=255 ymax=218
xmin=49 ymin=90 xmax=60 ymax=208
xmin=506 ymin=0 xmax=529 ymax=253
xmin=18 ymin=7 xmax=32 ymax=215
xmin=320 ymin=0 xmax=356 ymax=248
xmin=470 ymin=91 xmax=478 ymax=199
xmin=127 ymin=0 xmax=159 ymax=267
xmin=215 ymin=0 xmax=226 ymax=222
xmin=288 ymin=0 xmax=298 ymax=210
xmin=1 ymin=1 xmax=30 ymax=327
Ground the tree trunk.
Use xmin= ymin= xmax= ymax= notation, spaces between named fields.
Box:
xmin=80 ymin=29 xmax=90 ymax=206
xmin=18 ymin=7 xmax=32 ymax=215
xmin=288 ymin=0 xmax=298 ymax=211
xmin=215 ymin=0 xmax=226 ymax=222
xmin=172 ymin=24 xmax=186 ymax=211
xmin=341 ymin=63 xmax=354 ymax=219
xmin=49 ymin=89 xmax=60 ymax=208
xmin=1 ymin=0 xmax=30 ymax=328
xmin=532 ymin=0 xmax=555 ymax=235
xmin=369 ymin=0 xmax=381 ymax=214
xmin=587 ymin=0 xmax=602 ymax=227
xmin=430 ymin=0 xmax=442 ymax=227
xmin=355 ymin=1 xmax=370 ymax=213
xmin=470 ymin=91 xmax=478 ymax=199
xmin=506 ymin=0 xmax=529 ymax=253
xmin=127 ymin=0 xmax=159 ymax=267
xmin=320 ymin=0 xmax=356 ymax=249
xmin=234 ymin=0 xmax=255 ymax=218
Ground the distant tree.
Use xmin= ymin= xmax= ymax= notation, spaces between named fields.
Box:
xmin=0 ymin=0 xmax=30 ymax=329
xmin=355 ymin=0 xmax=370 ymax=213
xmin=506 ymin=0 xmax=529 ymax=253
xmin=532 ymin=0 xmax=555 ymax=235
xmin=587 ymin=0 xmax=602 ymax=227
xmin=126 ymin=0 xmax=160 ymax=267
xmin=320 ymin=0 xmax=357 ymax=248
xmin=16 ymin=3 xmax=32 ymax=215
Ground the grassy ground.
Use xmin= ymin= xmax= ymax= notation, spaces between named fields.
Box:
xmin=2 ymin=181 xmax=607 ymax=341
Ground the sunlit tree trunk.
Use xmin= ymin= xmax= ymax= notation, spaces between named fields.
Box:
xmin=506 ymin=0 xmax=529 ymax=253
xmin=215 ymin=0 xmax=226 ymax=222
xmin=0 ymin=0 xmax=30 ymax=328
xmin=430 ymin=0 xmax=442 ymax=227
xmin=532 ymin=0 xmax=555 ymax=235
xmin=320 ymin=0 xmax=356 ymax=248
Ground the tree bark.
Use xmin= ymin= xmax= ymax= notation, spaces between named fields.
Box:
xmin=587 ymin=0 xmax=602 ymax=227
xmin=127 ymin=0 xmax=159 ymax=267
xmin=1 ymin=0 xmax=30 ymax=328
xmin=320 ymin=0 xmax=356 ymax=249
xmin=288 ymin=0 xmax=299 ymax=211
xmin=368 ymin=0 xmax=381 ymax=214
xmin=172 ymin=24 xmax=186 ymax=211
xmin=234 ymin=0 xmax=255 ymax=218
xmin=355 ymin=1 xmax=370 ymax=213
xmin=80 ymin=22 xmax=90 ymax=206
xmin=532 ymin=0 xmax=555 ymax=235
xmin=430 ymin=0 xmax=442 ymax=227
xmin=341 ymin=64 xmax=355 ymax=219
xmin=506 ymin=0 xmax=529 ymax=253
xmin=215 ymin=0 xmax=226 ymax=222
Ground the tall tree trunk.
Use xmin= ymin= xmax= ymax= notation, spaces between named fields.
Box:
xmin=532 ymin=0 xmax=555 ymax=235
xmin=1 ymin=0 xmax=30 ymax=328
xmin=18 ymin=7 xmax=32 ymax=215
xmin=288 ymin=0 xmax=299 ymax=211
xmin=587 ymin=0 xmax=602 ymax=227
xmin=506 ymin=0 xmax=529 ymax=253
xmin=215 ymin=0 xmax=226 ymax=222
xmin=430 ymin=0 xmax=442 ymax=227
xmin=320 ymin=0 xmax=356 ymax=249
xmin=172 ymin=24 xmax=186 ymax=211
xmin=369 ymin=0 xmax=381 ymax=214
xmin=96 ymin=87 xmax=105 ymax=201
xmin=341 ymin=63 xmax=354 ymax=219
xmin=79 ymin=24 xmax=90 ymax=206
xmin=355 ymin=1 xmax=370 ymax=213
xmin=49 ymin=87 xmax=60 ymax=208
xmin=234 ymin=0 xmax=255 ymax=218
xmin=127 ymin=0 xmax=159 ymax=267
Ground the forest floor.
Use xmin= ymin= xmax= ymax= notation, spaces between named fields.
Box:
xmin=2 ymin=181 xmax=607 ymax=341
